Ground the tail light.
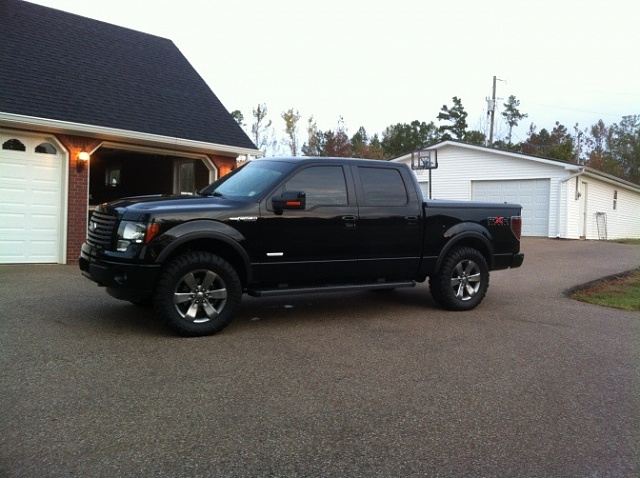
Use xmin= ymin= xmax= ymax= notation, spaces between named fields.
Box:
xmin=510 ymin=216 xmax=522 ymax=240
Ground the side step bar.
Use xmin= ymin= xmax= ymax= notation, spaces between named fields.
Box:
xmin=247 ymin=280 xmax=416 ymax=298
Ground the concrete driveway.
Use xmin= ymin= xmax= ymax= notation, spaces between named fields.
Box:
xmin=1 ymin=238 xmax=639 ymax=477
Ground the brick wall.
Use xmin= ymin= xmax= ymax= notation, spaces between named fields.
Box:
xmin=208 ymin=154 xmax=238 ymax=177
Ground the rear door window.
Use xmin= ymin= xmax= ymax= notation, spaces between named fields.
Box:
xmin=358 ymin=167 xmax=408 ymax=206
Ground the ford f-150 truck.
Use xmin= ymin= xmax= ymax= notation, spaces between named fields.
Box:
xmin=80 ymin=157 xmax=524 ymax=336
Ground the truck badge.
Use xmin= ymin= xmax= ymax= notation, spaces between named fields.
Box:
xmin=488 ymin=217 xmax=509 ymax=226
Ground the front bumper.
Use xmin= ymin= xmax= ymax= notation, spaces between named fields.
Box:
xmin=79 ymin=254 xmax=160 ymax=302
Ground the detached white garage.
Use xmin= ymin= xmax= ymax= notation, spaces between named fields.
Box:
xmin=0 ymin=132 xmax=67 ymax=263
xmin=395 ymin=141 xmax=640 ymax=240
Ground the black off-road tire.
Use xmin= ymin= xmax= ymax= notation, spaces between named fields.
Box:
xmin=429 ymin=247 xmax=489 ymax=311
xmin=154 ymin=252 xmax=242 ymax=337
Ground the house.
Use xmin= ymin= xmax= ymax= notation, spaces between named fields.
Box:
xmin=0 ymin=0 xmax=259 ymax=264
xmin=393 ymin=141 xmax=640 ymax=240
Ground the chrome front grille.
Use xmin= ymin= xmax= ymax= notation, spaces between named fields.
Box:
xmin=87 ymin=210 xmax=118 ymax=248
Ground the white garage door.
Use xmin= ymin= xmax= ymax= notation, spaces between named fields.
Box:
xmin=472 ymin=179 xmax=550 ymax=237
xmin=0 ymin=135 xmax=65 ymax=263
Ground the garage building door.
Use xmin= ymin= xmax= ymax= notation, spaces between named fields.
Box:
xmin=0 ymin=135 xmax=64 ymax=263
xmin=472 ymin=179 xmax=550 ymax=237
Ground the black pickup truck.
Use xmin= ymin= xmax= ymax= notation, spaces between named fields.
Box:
xmin=80 ymin=157 xmax=524 ymax=336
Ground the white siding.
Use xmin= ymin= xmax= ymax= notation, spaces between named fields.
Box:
xmin=580 ymin=178 xmax=640 ymax=239
xmin=412 ymin=176 xmax=429 ymax=199
xmin=558 ymin=176 xmax=583 ymax=239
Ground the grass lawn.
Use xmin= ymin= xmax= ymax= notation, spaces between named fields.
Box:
xmin=572 ymin=268 xmax=640 ymax=311
xmin=609 ymin=238 xmax=640 ymax=246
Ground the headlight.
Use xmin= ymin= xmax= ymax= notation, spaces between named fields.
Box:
xmin=116 ymin=221 xmax=147 ymax=252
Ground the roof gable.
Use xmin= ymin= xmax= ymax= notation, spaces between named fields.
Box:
xmin=0 ymin=0 xmax=256 ymax=151
xmin=393 ymin=140 xmax=580 ymax=171
xmin=432 ymin=140 xmax=581 ymax=170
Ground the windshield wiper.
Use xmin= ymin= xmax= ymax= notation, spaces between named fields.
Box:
xmin=198 ymin=189 xmax=226 ymax=198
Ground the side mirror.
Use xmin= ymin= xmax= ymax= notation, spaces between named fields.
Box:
xmin=272 ymin=191 xmax=306 ymax=215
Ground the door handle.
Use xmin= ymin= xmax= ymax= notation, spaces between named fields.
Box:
xmin=405 ymin=215 xmax=418 ymax=225
xmin=342 ymin=215 xmax=357 ymax=227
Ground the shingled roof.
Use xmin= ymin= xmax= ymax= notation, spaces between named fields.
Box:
xmin=0 ymin=0 xmax=256 ymax=151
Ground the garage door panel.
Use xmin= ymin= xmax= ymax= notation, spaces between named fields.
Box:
xmin=0 ymin=241 xmax=22 ymax=260
xmin=0 ymin=242 xmax=57 ymax=263
xmin=32 ymin=192 xmax=59 ymax=210
xmin=31 ymin=240 xmax=58 ymax=256
xmin=503 ymin=194 xmax=520 ymax=203
xmin=32 ymin=214 xmax=58 ymax=228
xmin=472 ymin=179 xmax=550 ymax=237
xmin=1 ymin=163 xmax=27 ymax=179
xmin=0 ymin=213 xmax=27 ymax=232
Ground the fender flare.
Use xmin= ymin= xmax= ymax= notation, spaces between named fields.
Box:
xmin=435 ymin=224 xmax=494 ymax=271
xmin=153 ymin=220 xmax=253 ymax=282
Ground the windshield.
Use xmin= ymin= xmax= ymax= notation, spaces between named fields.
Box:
xmin=199 ymin=160 xmax=293 ymax=200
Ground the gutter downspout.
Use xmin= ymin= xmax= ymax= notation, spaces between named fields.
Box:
xmin=557 ymin=167 xmax=586 ymax=238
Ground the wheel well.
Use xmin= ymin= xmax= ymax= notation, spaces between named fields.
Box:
xmin=160 ymin=238 xmax=249 ymax=286
xmin=440 ymin=236 xmax=493 ymax=270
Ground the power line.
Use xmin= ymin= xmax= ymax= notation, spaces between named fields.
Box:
xmin=524 ymin=101 xmax=634 ymax=119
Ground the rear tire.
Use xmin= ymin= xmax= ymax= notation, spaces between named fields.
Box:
xmin=154 ymin=252 xmax=242 ymax=336
xmin=430 ymin=247 xmax=489 ymax=311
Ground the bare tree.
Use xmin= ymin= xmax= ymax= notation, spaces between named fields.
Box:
xmin=281 ymin=108 xmax=301 ymax=156
xmin=251 ymin=103 xmax=275 ymax=154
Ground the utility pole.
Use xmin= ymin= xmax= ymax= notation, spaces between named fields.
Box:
xmin=487 ymin=76 xmax=497 ymax=147
xmin=575 ymin=131 xmax=583 ymax=164
xmin=486 ymin=76 xmax=505 ymax=147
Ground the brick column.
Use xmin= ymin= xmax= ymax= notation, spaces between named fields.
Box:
xmin=56 ymin=135 xmax=102 ymax=263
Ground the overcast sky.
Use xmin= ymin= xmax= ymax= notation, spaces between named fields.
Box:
xmin=29 ymin=0 xmax=640 ymax=145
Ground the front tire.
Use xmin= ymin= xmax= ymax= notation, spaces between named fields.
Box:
xmin=430 ymin=247 xmax=489 ymax=311
xmin=154 ymin=252 xmax=242 ymax=337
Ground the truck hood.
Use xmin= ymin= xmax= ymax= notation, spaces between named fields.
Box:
xmin=108 ymin=194 xmax=216 ymax=209
xmin=101 ymin=194 xmax=253 ymax=221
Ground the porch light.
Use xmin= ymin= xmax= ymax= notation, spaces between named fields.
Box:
xmin=77 ymin=151 xmax=90 ymax=172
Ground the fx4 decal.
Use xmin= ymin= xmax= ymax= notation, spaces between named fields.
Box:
xmin=488 ymin=216 xmax=510 ymax=226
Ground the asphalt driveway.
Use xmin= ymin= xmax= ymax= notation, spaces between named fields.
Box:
xmin=1 ymin=238 xmax=639 ymax=477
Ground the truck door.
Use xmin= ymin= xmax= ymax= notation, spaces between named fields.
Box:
xmin=255 ymin=164 xmax=359 ymax=284
xmin=353 ymin=164 xmax=423 ymax=279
